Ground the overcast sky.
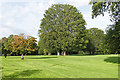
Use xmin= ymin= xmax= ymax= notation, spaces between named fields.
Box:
xmin=0 ymin=0 xmax=112 ymax=41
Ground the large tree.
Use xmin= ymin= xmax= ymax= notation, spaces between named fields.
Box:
xmin=90 ymin=1 xmax=120 ymax=54
xmin=86 ymin=28 xmax=105 ymax=54
xmin=10 ymin=34 xmax=37 ymax=59
xmin=1 ymin=34 xmax=38 ymax=58
xmin=38 ymin=4 xmax=87 ymax=56
xmin=105 ymin=21 xmax=120 ymax=53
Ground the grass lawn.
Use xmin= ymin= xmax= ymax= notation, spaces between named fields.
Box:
xmin=1 ymin=54 xmax=119 ymax=78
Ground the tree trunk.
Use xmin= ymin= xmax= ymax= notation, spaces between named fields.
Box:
xmin=4 ymin=54 xmax=7 ymax=58
xmin=63 ymin=51 xmax=66 ymax=56
xmin=57 ymin=51 xmax=60 ymax=56
xmin=48 ymin=53 xmax=51 ymax=55
xmin=21 ymin=54 xmax=24 ymax=60
xmin=61 ymin=52 xmax=63 ymax=55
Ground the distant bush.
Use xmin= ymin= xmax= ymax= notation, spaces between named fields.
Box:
xmin=0 ymin=66 xmax=4 ymax=69
xmin=78 ymin=51 xmax=85 ymax=54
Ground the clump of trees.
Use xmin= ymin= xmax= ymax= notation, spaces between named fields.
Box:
xmin=38 ymin=3 xmax=119 ymax=55
xmin=0 ymin=34 xmax=37 ymax=59
xmin=86 ymin=28 xmax=105 ymax=54
xmin=38 ymin=4 xmax=88 ymax=56
xmin=1 ymin=2 xmax=119 ymax=57
xmin=90 ymin=1 xmax=120 ymax=54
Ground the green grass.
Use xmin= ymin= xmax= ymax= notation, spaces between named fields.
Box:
xmin=2 ymin=54 xmax=119 ymax=78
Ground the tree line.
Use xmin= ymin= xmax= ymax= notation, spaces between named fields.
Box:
xmin=0 ymin=34 xmax=38 ymax=59
xmin=0 ymin=2 xmax=119 ymax=59
xmin=38 ymin=3 xmax=119 ymax=55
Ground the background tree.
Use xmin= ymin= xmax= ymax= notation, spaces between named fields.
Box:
xmin=38 ymin=40 xmax=44 ymax=55
xmin=4 ymin=35 xmax=14 ymax=55
xmin=10 ymin=34 xmax=37 ymax=60
xmin=1 ymin=37 xmax=9 ymax=57
xmin=86 ymin=28 xmax=105 ymax=54
xmin=85 ymin=30 xmax=95 ymax=54
xmin=105 ymin=22 xmax=120 ymax=53
xmin=38 ymin=4 xmax=87 ymax=56
xmin=90 ymin=1 xmax=120 ymax=54
xmin=0 ymin=40 xmax=2 ymax=56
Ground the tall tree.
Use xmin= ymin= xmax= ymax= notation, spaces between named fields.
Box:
xmin=38 ymin=4 xmax=87 ymax=56
xmin=90 ymin=1 xmax=120 ymax=54
xmin=105 ymin=21 xmax=120 ymax=53
xmin=86 ymin=28 xmax=105 ymax=54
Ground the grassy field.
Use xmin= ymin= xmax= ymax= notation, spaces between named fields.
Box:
xmin=1 ymin=54 xmax=119 ymax=78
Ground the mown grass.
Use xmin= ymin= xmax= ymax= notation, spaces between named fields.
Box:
xmin=2 ymin=54 xmax=119 ymax=78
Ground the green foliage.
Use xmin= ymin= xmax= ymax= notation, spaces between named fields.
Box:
xmin=78 ymin=50 xmax=85 ymax=54
xmin=1 ymin=35 xmax=14 ymax=55
xmin=10 ymin=34 xmax=37 ymax=55
xmin=90 ymin=1 xmax=120 ymax=54
xmin=86 ymin=28 xmax=105 ymax=54
xmin=0 ymin=40 xmax=2 ymax=55
xmin=105 ymin=20 xmax=120 ymax=53
xmin=38 ymin=4 xmax=87 ymax=55
xmin=38 ymin=40 xmax=44 ymax=55
xmin=1 ymin=34 xmax=37 ymax=56
xmin=90 ymin=2 xmax=120 ymax=22
xmin=43 ymin=49 xmax=47 ymax=55
xmin=1 ymin=37 xmax=10 ymax=55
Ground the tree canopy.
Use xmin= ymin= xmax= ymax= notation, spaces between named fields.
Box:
xmin=90 ymin=2 xmax=120 ymax=22
xmin=86 ymin=28 xmax=105 ymax=54
xmin=1 ymin=34 xmax=37 ymax=59
xmin=90 ymin=1 xmax=120 ymax=54
xmin=38 ymin=4 xmax=87 ymax=55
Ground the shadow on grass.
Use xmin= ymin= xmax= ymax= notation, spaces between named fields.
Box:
xmin=4 ymin=70 xmax=41 ymax=78
xmin=26 ymin=57 xmax=58 ymax=59
xmin=104 ymin=57 xmax=120 ymax=64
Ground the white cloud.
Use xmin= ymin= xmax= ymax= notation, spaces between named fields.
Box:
xmin=20 ymin=7 xmax=30 ymax=15
xmin=67 ymin=0 xmax=90 ymax=7
xmin=83 ymin=11 xmax=112 ymax=32
xmin=0 ymin=27 xmax=14 ymax=39
xmin=0 ymin=14 xmax=2 ymax=20
xmin=0 ymin=0 xmax=55 ymax=3
xmin=48 ymin=0 xmax=55 ymax=6
xmin=0 ymin=3 xmax=3 ymax=21
xmin=0 ymin=0 xmax=113 ymax=42
xmin=54 ymin=0 xmax=90 ymax=8
xmin=0 ymin=3 xmax=2 ymax=6
xmin=0 ymin=1 xmax=57 ymax=41
xmin=6 ymin=21 xmax=13 ymax=26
